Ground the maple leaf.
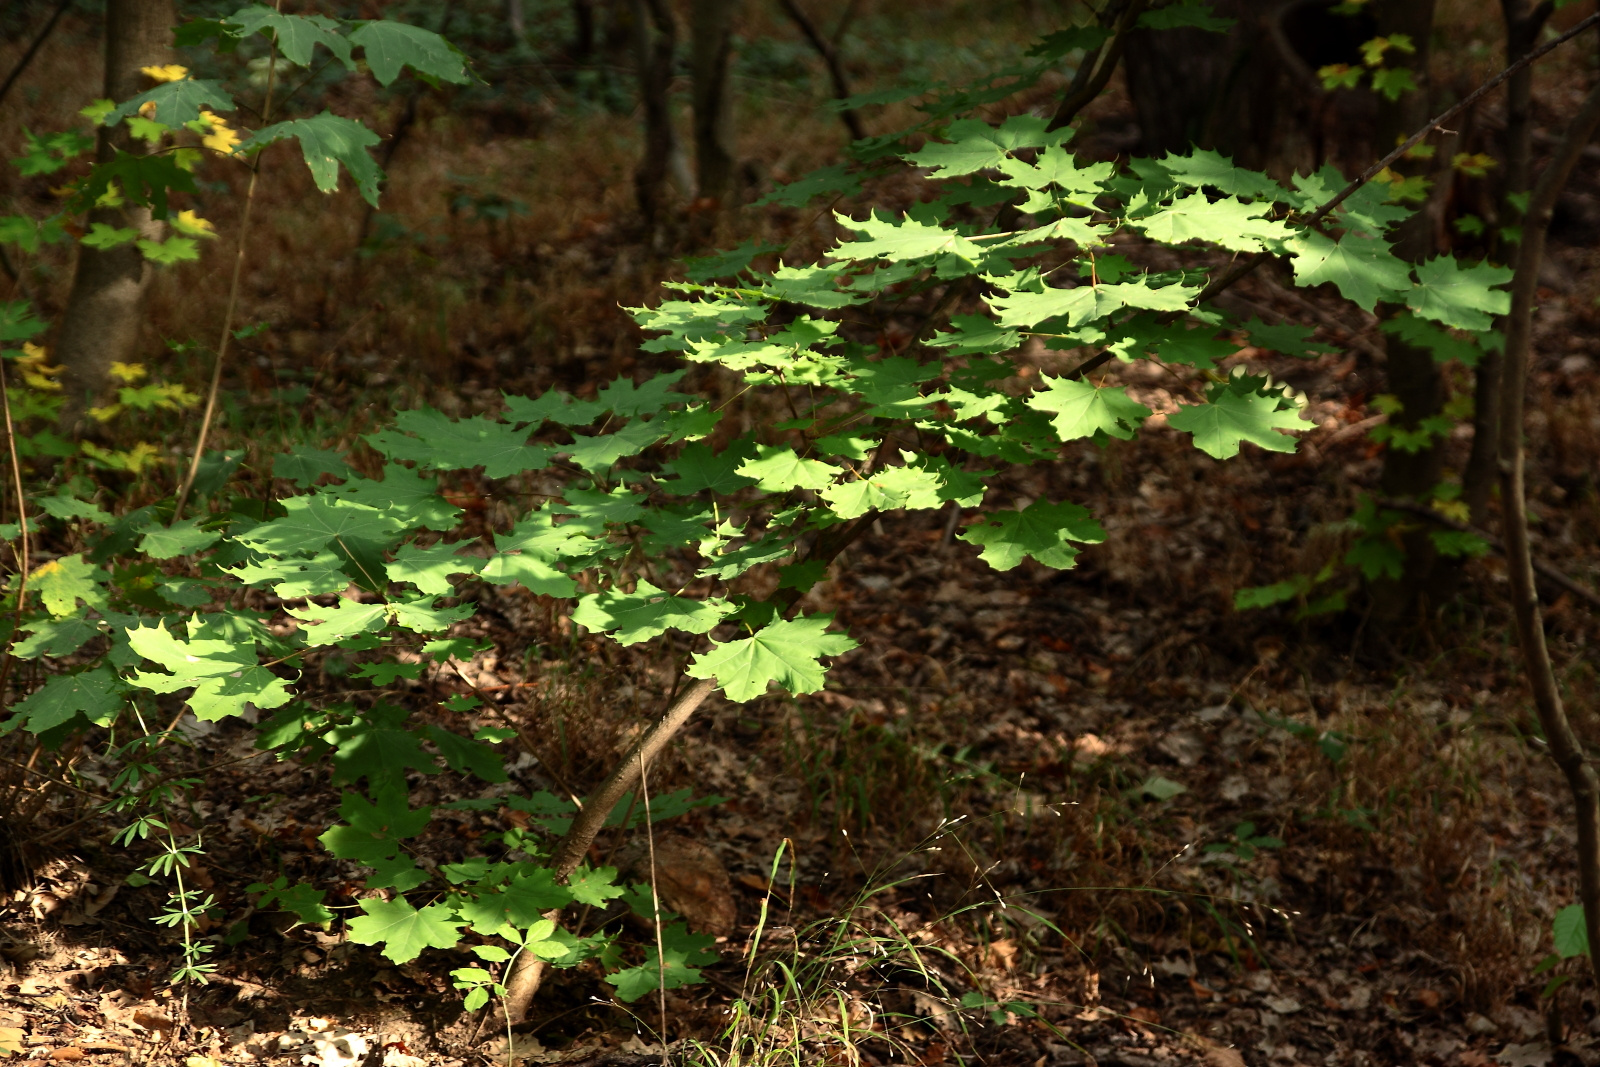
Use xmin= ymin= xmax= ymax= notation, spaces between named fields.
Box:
xmin=348 ymin=19 xmax=470 ymax=86
xmin=346 ymin=898 xmax=464 ymax=964
xmin=686 ymin=615 xmax=858 ymax=702
xmin=386 ymin=540 xmax=484 ymax=595
xmin=5 ymin=667 xmax=125 ymax=734
xmin=737 ymin=445 xmax=836 ymax=493
xmin=1285 ymin=230 xmax=1411 ymax=311
xmin=240 ymin=112 xmax=384 ymax=207
xmin=1027 ymin=377 xmax=1151 ymax=442
xmin=1131 ymin=192 xmax=1291 ymax=253
xmin=1404 ymin=256 xmax=1512 ymax=331
xmin=29 ymin=554 xmax=107 ymax=617
xmin=957 ymin=499 xmax=1105 ymax=571
xmin=573 ymin=581 xmax=731 ymax=645
xmin=1166 ymin=388 xmax=1309 ymax=459
xmin=831 ymin=210 xmax=982 ymax=265
xmin=367 ymin=408 xmax=553 ymax=477
xmin=126 ymin=623 xmax=291 ymax=721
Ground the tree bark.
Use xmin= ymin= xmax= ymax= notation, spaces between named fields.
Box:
xmin=1369 ymin=0 xmax=1454 ymax=625
xmin=690 ymin=0 xmax=739 ymax=211
xmin=631 ymin=0 xmax=688 ymax=229
xmin=1497 ymin=71 xmax=1600 ymax=995
xmin=55 ymin=0 xmax=175 ymax=433
xmin=1464 ymin=0 xmax=1554 ymax=527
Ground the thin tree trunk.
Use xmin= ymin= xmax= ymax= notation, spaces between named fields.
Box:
xmin=55 ymin=0 xmax=175 ymax=434
xmin=777 ymin=0 xmax=865 ymax=141
xmin=1371 ymin=0 xmax=1452 ymax=623
xmin=1497 ymin=72 xmax=1600 ymax=994
xmin=632 ymin=0 xmax=687 ymax=229
xmin=690 ymin=0 xmax=739 ymax=209
xmin=1464 ymin=0 xmax=1554 ymax=526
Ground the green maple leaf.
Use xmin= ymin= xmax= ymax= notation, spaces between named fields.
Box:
xmin=573 ymin=581 xmax=731 ymax=645
xmin=138 ymin=519 xmax=220 ymax=560
xmin=5 ymin=667 xmax=125 ymax=734
xmin=1380 ymin=311 xmax=1484 ymax=367
xmin=424 ymin=725 xmax=508 ymax=782
xmin=1166 ymin=388 xmax=1309 ymax=459
xmin=1285 ymin=230 xmax=1411 ymax=311
xmin=12 ymin=616 xmax=102 ymax=659
xmin=241 ymin=112 xmax=384 ymax=207
xmin=72 ymin=152 xmax=199 ymax=219
xmin=81 ymin=223 xmax=138 ymax=249
xmin=236 ymin=495 xmax=407 ymax=557
xmin=1027 ymin=376 xmax=1151 ymax=442
xmin=686 ymin=615 xmax=858 ymax=702
xmin=958 ymin=499 xmax=1105 ymax=571
xmin=847 ymin=355 xmax=940 ymax=412
xmin=136 ymin=236 xmax=201 ymax=265
xmin=606 ymin=923 xmax=718 ymax=1002
xmin=661 ymin=442 xmax=759 ymax=494
xmin=346 ymin=898 xmax=464 ymax=964
xmin=329 ymin=463 xmax=458 ymax=531
xmin=738 ymin=445 xmax=836 ymax=493
xmin=595 ymin=371 xmax=691 ymax=416
xmin=1240 ymin=317 xmax=1336 ymax=359
xmin=759 ymin=264 xmax=863 ymax=308
xmin=319 ymin=788 xmax=432 ymax=864
xmin=29 ymin=554 xmax=106 ymax=617
xmin=273 ymin=444 xmax=352 ymax=487
xmin=819 ymin=464 xmax=945 ymax=519
xmin=1132 ymin=192 xmax=1290 ymax=252
xmin=286 ymin=598 xmax=389 ymax=645
xmin=348 ymin=19 xmax=470 ymax=86
xmin=223 ymin=7 xmax=353 ymax=68
xmin=562 ymin=418 xmax=665 ymax=473
xmin=831 ymin=210 xmax=982 ymax=264
xmin=328 ymin=707 xmax=435 ymax=788
xmin=1153 ymin=328 xmax=1237 ymax=368
xmin=352 ymin=661 xmax=424 ymax=685
xmin=367 ymin=408 xmax=553 ymax=477
xmin=126 ymin=623 xmax=292 ymax=721
xmin=387 ymin=541 xmax=483 ymax=595
xmin=987 ymin=278 xmax=1196 ymax=329
xmin=502 ymin=390 xmax=608 ymax=428
xmin=105 ymin=79 xmax=235 ymax=127
xmin=995 ymin=145 xmax=1113 ymax=198
xmin=1404 ymin=256 xmax=1512 ymax=331
xmin=229 ymin=550 xmax=350 ymax=599
xmin=250 ymin=879 xmax=334 ymax=928
xmin=568 ymin=866 xmax=626 ymax=907
xmin=1158 ymin=148 xmax=1278 ymax=198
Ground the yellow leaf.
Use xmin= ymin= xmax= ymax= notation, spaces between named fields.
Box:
xmin=186 ymin=1057 xmax=225 ymax=1067
xmin=0 ymin=1025 xmax=23 ymax=1055
xmin=87 ymin=404 xmax=122 ymax=422
xmin=138 ymin=101 xmax=157 ymax=118
xmin=141 ymin=64 xmax=189 ymax=83
xmin=21 ymin=342 xmax=47 ymax=361
xmin=171 ymin=210 xmax=217 ymax=239
xmin=109 ymin=362 xmax=147 ymax=384
xmin=198 ymin=111 xmax=242 ymax=156
xmin=1432 ymin=499 xmax=1470 ymax=523
xmin=22 ymin=371 xmax=63 ymax=392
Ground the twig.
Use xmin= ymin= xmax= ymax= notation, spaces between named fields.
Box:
xmin=1496 ymin=67 xmax=1600 ymax=988
xmin=776 ymin=0 xmax=865 ymax=141
xmin=640 ymin=752 xmax=668 ymax=1042
xmin=1374 ymin=497 xmax=1600 ymax=612
xmin=0 ymin=358 xmax=31 ymax=703
xmin=172 ymin=21 xmax=283 ymax=522
xmin=1048 ymin=0 xmax=1150 ymax=132
xmin=0 ymin=0 xmax=71 ymax=111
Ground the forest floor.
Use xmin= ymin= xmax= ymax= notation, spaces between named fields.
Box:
xmin=3 ymin=3 xmax=1600 ymax=1066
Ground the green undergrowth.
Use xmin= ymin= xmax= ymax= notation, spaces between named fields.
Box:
xmin=0 ymin=0 xmax=1529 ymax=1025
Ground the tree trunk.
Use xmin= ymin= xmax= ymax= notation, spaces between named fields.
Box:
xmin=1463 ymin=0 xmax=1552 ymax=527
xmin=1368 ymin=0 xmax=1456 ymax=625
xmin=1121 ymin=0 xmax=1379 ymax=176
xmin=631 ymin=0 xmax=688 ymax=231
xmin=55 ymin=0 xmax=175 ymax=433
xmin=690 ymin=0 xmax=739 ymax=211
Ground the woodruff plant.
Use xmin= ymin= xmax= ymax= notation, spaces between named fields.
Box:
xmin=2 ymin=2 xmax=1515 ymax=1012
